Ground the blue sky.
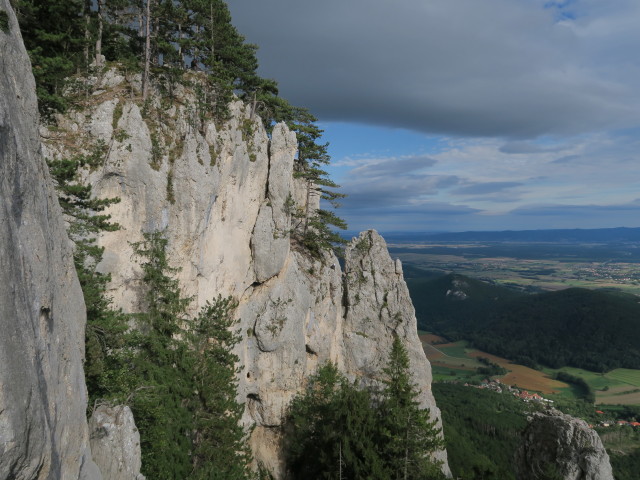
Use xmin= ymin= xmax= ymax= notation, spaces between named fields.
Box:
xmin=227 ymin=0 xmax=640 ymax=233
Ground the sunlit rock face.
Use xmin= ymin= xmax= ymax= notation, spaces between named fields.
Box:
xmin=0 ymin=1 xmax=99 ymax=478
xmin=44 ymin=67 xmax=449 ymax=478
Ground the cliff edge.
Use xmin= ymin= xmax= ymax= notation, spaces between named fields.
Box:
xmin=43 ymin=69 xmax=450 ymax=477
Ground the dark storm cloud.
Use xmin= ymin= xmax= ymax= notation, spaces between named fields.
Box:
xmin=227 ymin=0 xmax=640 ymax=138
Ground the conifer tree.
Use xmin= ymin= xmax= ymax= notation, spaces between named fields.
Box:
xmin=255 ymin=95 xmax=348 ymax=257
xmin=291 ymin=108 xmax=347 ymax=257
xmin=284 ymin=343 xmax=446 ymax=479
xmin=285 ymin=363 xmax=387 ymax=479
xmin=189 ymin=296 xmax=252 ymax=479
xmin=379 ymin=336 xmax=445 ymax=480
xmin=16 ymin=0 xmax=87 ymax=114
xmin=130 ymin=230 xmax=194 ymax=479
xmin=100 ymin=0 xmax=142 ymax=66
xmin=47 ymin=150 xmax=130 ymax=402
xmin=130 ymin=231 xmax=252 ymax=479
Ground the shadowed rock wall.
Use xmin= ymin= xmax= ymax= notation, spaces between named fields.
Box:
xmin=0 ymin=2 xmax=99 ymax=478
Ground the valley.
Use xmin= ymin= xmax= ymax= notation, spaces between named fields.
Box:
xmin=402 ymin=234 xmax=640 ymax=478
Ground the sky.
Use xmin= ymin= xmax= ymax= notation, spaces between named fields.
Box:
xmin=226 ymin=0 xmax=640 ymax=233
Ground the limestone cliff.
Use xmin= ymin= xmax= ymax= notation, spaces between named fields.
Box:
xmin=43 ymin=68 xmax=450 ymax=477
xmin=89 ymin=406 xmax=144 ymax=480
xmin=516 ymin=409 xmax=614 ymax=480
xmin=0 ymin=2 xmax=99 ymax=478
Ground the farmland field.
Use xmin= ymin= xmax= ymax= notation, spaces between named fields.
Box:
xmin=421 ymin=336 xmax=640 ymax=404
xmin=421 ymin=337 xmax=570 ymax=393
xmin=391 ymin=242 xmax=640 ymax=294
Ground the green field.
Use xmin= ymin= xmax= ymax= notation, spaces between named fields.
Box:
xmin=543 ymin=367 xmax=640 ymax=404
xmin=436 ymin=341 xmax=471 ymax=359
xmin=607 ymin=368 xmax=640 ymax=385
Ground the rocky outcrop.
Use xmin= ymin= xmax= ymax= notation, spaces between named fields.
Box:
xmin=43 ymin=69 xmax=449 ymax=478
xmin=251 ymin=123 xmax=296 ymax=283
xmin=516 ymin=409 xmax=614 ymax=480
xmin=343 ymin=230 xmax=448 ymax=469
xmin=89 ymin=406 xmax=144 ymax=480
xmin=0 ymin=2 xmax=99 ymax=478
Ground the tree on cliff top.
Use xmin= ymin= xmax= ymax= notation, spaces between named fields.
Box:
xmin=16 ymin=0 xmax=263 ymax=115
xmin=16 ymin=0 xmax=86 ymax=114
xmin=256 ymin=97 xmax=348 ymax=257
xmin=292 ymin=108 xmax=347 ymax=257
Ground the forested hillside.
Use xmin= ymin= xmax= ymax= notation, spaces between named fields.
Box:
xmin=408 ymin=273 xmax=640 ymax=372
xmin=433 ymin=383 xmax=530 ymax=480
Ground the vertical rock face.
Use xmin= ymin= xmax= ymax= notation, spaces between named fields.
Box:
xmin=516 ymin=410 xmax=614 ymax=480
xmin=343 ymin=230 xmax=449 ymax=471
xmin=0 ymin=2 xmax=99 ymax=479
xmin=43 ymin=70 xmax=449 ymax=477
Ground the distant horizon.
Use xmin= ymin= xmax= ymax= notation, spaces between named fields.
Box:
xmin=345 ymin=225 xmax=640 ymax=236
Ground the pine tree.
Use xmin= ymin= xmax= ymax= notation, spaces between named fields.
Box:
xmin=47 ymin=150 xmax=131 ymax=402
xmin=189 ymin=296 xmax=252 ymax=479
xmin=130 ymin=230 xmax=195 ymax=479
xmin=130 ymin=231 xmax=252 ymax=479
xmin=284 ymin=341 xmax=446 ymax=479
xmin=141 ymin=0 xmax=153 ymax=99
xmin=253 ymin=97 xmax=348 ymax=257
xmin=285 ymin=363 xmax=387 ymax=479
xmin=17 ymin=0 xmax=87 ymax=115
xmin=379 ymin=336 xmax=445 ymax=480
xmin=100 ymin=0 xmax=142 ymax=68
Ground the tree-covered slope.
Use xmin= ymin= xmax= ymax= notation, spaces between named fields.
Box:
xmin=433 ymin=383 xmax=530 ymax=480
xmin=409 ymin=273 xmax=640 ymax=371
xmin=408 ymin=272 xmax=523 ymax=337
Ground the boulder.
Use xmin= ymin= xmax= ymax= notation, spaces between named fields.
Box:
xmin=89 ymin=406 xmax=144 ymax=480
xmin=516 ymin=409 xmax=614 ymax=480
